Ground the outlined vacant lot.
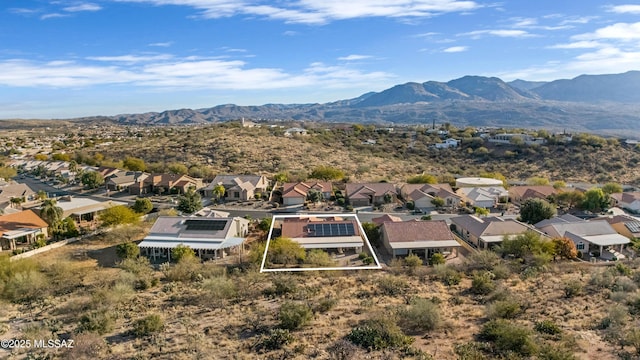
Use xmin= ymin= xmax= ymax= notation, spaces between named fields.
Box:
xmin=260 ymin=213 xmax=382 ymax=272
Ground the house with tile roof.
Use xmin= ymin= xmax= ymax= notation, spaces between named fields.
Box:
xmin=535 ymin=216 xmax=631 ymax=257
xmin=345 ymin=182 xmax=397 ymax=207
xmin=450 ymin=215 xmax=540 ymax=249
xmin=400 ymin=183 xmax=461 ymax=211
xmin=381 ymin=220 xmax=461 ymax=258
xmin=105 ymin=171 xmax=149 ymax=192
xmin=281 ymin=181 xmax=333 ymax=206
xmin=371 ymin=214 xmax=402 ymax=227
xmin=508 ymin=185 xmax=558 ymax=205
xmin=456 ymin=186 xmax=508 ymax=209
xmin=594 ymin=214 xmax=640 ymax=240
xmin=141 ymin=173 xmax=204 ymax=195
xmin=0 ymin=210 xmax=48 ymax=252
xmin=278 ymin=215 xmax=365 ymax=253
xmin=611 ymin=192 xmax=640 ymax=213
xmin=138 ymin=216 xmax=249 ymax=261
xmin=204 ymin=175 xmax=269 ymax=201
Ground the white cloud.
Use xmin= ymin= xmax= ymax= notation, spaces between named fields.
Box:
xmin=460 ymin=29 xmax=535 ymax=38
xmin=113 ymin=0 xmax=480 ymax=24
xmin=337 ymin=54 xmax=372 ymax=61
xmin=63 ymin=3 xmax=102 ymax=12
xmin=442 ymin=46 xmax=467 ymax=53
xmin=573 ymin=22 xmax=640 ymax=41
xmin=0 ymin=56 xmax=393 ymax=91
xmin=549 ymin=40 xmax=604 ymax=49
xmin=148 ymin=42 xmax=173 ymax=47
xmin=41 ymin=13 xmax=69 ymax=19
xmin=608 ymin=5 xmax=640 ymax=14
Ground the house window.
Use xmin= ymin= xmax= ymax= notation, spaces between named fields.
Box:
xmin=576 ymin=242 xmax=585 ymax=251
xmin=234 ymin=192 xmax=240 ymax=198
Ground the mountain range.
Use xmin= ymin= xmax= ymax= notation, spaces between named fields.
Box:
xmin=81 ymin=71 xmax=640 ymax=138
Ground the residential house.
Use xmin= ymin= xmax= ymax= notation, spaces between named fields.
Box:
xmin=489 ymin=133 xmax=547 ymax=145
xmin=381 ymin=220 xmax=461 ymax=258
xmin=205 ymin=175 xmax=269 ymax=201
xmin=142 ymin=173 xmax=204 ymax=195
xmin=53 ymin=196 xmax=127 ymax=224
xmin=345 ymin=183 xmax=397 ymax=207
xmin=400 ymin=183 xmax=461 ymax=211
xmin=434 ymin=138 xmax=460 ymax=149
xmin=535 ymin=215 xmax=631 ymax=258
xmin=277 ymin=215 xmax=366 ymax=253
xmin=97 ymin=166 xmax=122 ymax=179
xmin=611 ymin=192 xmax=640 ymax=213
xmin=284 ymin=127 xmax=308 ymax=137
xmin=456 ymin=186 xmax=508 ymax=209
xmin=594 ymin=214 xmax=640 ymax=240
xmin=371 ymin=214 xmax=402 ymax=227
xmin=281 ymin=181 xmax=332 ymax=206
xmin=138 ymin=216 xmax=249 ymax=261
xmin=0 ymin=210 xmax=48 ymax=252
xmin=450 ymin=215 xmax=539 ymax=249
xmin=508 ymin=185 xmax=558 ymax=205
xmin=105 ymin=171 xmax=149 ymax=192
xmin=0 ymin=183 xmax=37 ymax=211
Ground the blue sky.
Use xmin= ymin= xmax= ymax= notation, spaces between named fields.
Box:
xmin=2 ymin=1 xmax=640 ymax=119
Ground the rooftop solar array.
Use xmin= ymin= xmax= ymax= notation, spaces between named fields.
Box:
xmin=307 ymin=222 xmax=356 ymax=237
xmin=626 ymin=221 xmax=640 ymax=234
xmin=184 ymin=219 xmax=228 ymax=231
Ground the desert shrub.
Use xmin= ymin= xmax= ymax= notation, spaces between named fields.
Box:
xmin=628 ymin=294 xmax=640 ymax=315
xmin=429 ymin=253 xmax=445 ymax=266
xmin=202 ymin=276 xmax=237 ymax=303
xmin=405 ymin=253 xmax=423 ymax=269
xmin=454 ymin=342 xmax=491 ymax=360
xmin=616 ymin=262 xmax=632 ymax=276
xmin=466 ymin=251 xmax=501 ymax=272
xmin=347 ymin=316 xmax=413 ymax=351
xmin=327 ymin=339 xmax=359 ymax=360
xmin=133 ymin=314 xmax=164 ymax=337
xmin=115 ymin=242 xmax=140 ymax=260
xmin=305 ymin=249 xmax=335 ymax=267
xmin=613 ymin=277 xmax=638 ymax=293
xmin=160 ymin=257 xmax=202 ymax=282
xmin=432 ymin=264 xmax=462 ymax=286
xmin=486 ymin=299 xmax=522 ymax=320
xmin=77 ymin=311 xmax=115 ymax=335
xmin=171 ymin=244 xmax=196 ymax=263
xmin=267 ymin=275 xmax=298 ymax=297
xmin=64 ymin=332 xmax=109 ymax=360
xmin=479 ymin=319 xmax=537 ymax=356
xmin=537 ymin=343 xmax=577 ymax=360
xmin=490 ymin=263 xmax=511 ymax=280
xmin=377 ymin=276 xmax=408 ymax=296
xmin=534 ymin=320 xmax=562 ymax=335
xmin=590 ymin=268 xmax=616 ymax=289
xmin=278 ymin=302 xmax=313 ymax=330
xmin=624 ymin=328 xmax=640 ymax=356
xmin=314 ymin=297 xmax=338 ymax=313
xmin=563 ymin=279 xmax=583 ymax=298
xmin=399 ymin=298 xmax=441 ymax=334
xmin=470 ymin=271 xmax=495 ymax=295
xmin=269 ymin=237 xmax=306 ymax=265
xmin=260 ymin=329 xmax=294 ymax=351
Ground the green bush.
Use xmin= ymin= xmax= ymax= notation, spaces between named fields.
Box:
xmin=470 ymin=271 xmax=495 ymax=295
xmin=563 ymin=279 xmax=583 ymax=298
xmin=260 ymin=329 xmax=294 ymax=350
xmin=534 ymin=320 xmax=562 ymax=335
xmin=115 ymin=242 xmax=140 ymax=259
xmin=479 ymin=319 xmax=537 ymax=356
xmin=268 ymin=275 xmax=298 ymax=297
xmin=486 ymin=299 xmax=522 ymax=320
xmin=314 ymin=297 xmax=338 ymax=314
xmin=405 ymin=253 xmax=423 ymax=268
xmin=278 ymin=302 xmax=313 ymax=330
xmin=399 ymin=298 xmax=441 ymax=334
xmin=465 ymin=251 xmax=501 ymax=272
xmin=429 ymin=253 xmax=445 ymax=266
xmin=133 ymin=314 xmax=164 ymax=337
xmin=77 ymin=311 xmax=115 ymax=335
xmin=432 ymin=264 xmax=462 ymax=286
xmin=347 ymin=316 xmax=413 ymax=351
xmin=202 ymin=276 xmax=237 ymax=303
xmin=454 ymin=342 xmax=491 ymax=360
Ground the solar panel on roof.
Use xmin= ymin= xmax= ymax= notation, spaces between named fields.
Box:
xmin=184 ymin=219 xmax=228 ymax=231
xmin=307 ymin=222 xmax=356 ymax=237
xmin=626 ymin=221 xmax=640 ymax=233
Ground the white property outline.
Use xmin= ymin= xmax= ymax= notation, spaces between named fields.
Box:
xmin=260 ymin=213 xmax=382 ymax=272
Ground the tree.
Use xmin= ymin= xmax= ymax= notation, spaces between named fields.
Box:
xmin=81 ymin=171 xmax=105 ymax=189
xmin=40 ymin=199 xmax=63 ymax=225
xmin=498 ymin=231 xmax=554 ymax=263
xmin=519 ymin=198 xmax=556 ymax=224
xmin=268 ymin=237 xmax=305 ymax=265
xmin=431 ymin=197 xmax=445 ymax=208
xmin=10 ymin=197 xmax=24 ymax=209
xmin=582 ymin=188 xmax=609 ymax=212
xmin=309 ymin=165 xmax=344 ymax=181
xmin=167 ymin=163 xmax=188 ymax=175
xmin=176 ymin=189 xmax=203 ymax=214
xmin=602 ymin=182 xmax=622 ymax=195
xmin=211 ymin=184 xmax=225 ymax=200
xmin=552 ymin=180 xmax=567 ymax=190
xmin=123 ymin=157 xmax=146 ymax=172
xmin=116 ymin=242 xmax=140 ymax=259
xmin=555 ymin=190 xmax=584 ymax=209
xmin=132 ymin=198 xmax=153 ymax=214
xmin=36 ymin=190 xmax=47 ymax=201
xmin=552 ymin=237 xmax=578 ymax=260
xmin=475 ymin=207 xmax=490 ymax=217
xmin=407 ymin=174 xmax=437 ymax=184
xmin=171 ymin=244 xmax=195 ymax=263
xmin=52 ymin=217 xmax=79 ymax=239
xmin=0 ymin=166 xmax=17 ymax=180
xmin=307 ymin=189 xmax=324 ymax=204
xmin=100 ymin=205 xmax=140 ymax=227
xmin=361 ymin=222 xmax=381 ymax=248
xmin=258 ymin=217 xmax=272 ymax=232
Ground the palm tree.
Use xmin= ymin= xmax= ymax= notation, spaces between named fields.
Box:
xmin=212 ymin=184 xmax=226 ymax=202
xmin=10 ymin=197 xmax=24 ymax=209
xmin=40 ymin=199 xmax=64 ymax=225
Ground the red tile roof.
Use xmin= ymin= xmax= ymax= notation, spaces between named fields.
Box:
xmin=0 ymin=210 xmax=48 ymax=234
xmin=382 ymin=220 xmax=454 ymax=242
